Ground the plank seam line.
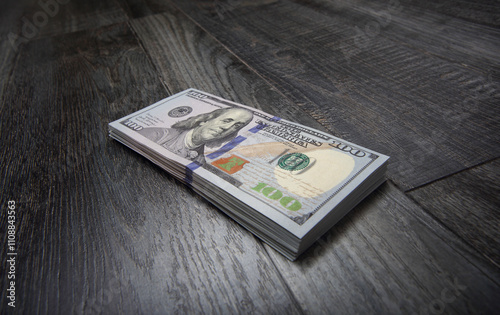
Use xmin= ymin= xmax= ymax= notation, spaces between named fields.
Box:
xmin=388 ymin=178 xmax=500 ymax=282
xmin=404 ymin=187 xmax=500 ymax=272
xmin=261 ymin=244 xmax=307 ymax=314
xmin=127 ymin=20 xmax=173 ymax=96
xmin=405 ymin=156 xmax=500 ymax=193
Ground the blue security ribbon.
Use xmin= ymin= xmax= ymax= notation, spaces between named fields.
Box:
xmin=185 ymin=161 xmax=202 ymax=184
xmin=206 ymin=135 xmax=247 ymax=160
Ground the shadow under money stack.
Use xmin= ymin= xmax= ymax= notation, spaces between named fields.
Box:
xmin=109 ymin=89 xmax=389 ymax=260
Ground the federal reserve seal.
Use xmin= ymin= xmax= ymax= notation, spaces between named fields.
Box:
xmin=168 ymin=106 xmax=193 ymax=118
xmin=278 ymin=153 xmax=310 ymax=171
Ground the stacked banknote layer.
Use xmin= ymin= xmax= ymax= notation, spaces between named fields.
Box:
xmin=109 ymin=89 xmax=389 ymax=260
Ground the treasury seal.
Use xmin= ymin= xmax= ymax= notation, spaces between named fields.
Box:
xmin=278 ymin=153 xmax=310 ymax=171
xmin=168 ymin=106 xmax=193 ymax=118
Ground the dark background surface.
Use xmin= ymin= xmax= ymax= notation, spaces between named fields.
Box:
xmin=1 ymin=0 xmax=499 ymax=313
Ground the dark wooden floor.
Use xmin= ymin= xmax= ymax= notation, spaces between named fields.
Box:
xmin=1 ymin=0 xmax=499 ymax=314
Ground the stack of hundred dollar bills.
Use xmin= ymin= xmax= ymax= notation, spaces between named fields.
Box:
xmin=109 ymin=89 xmax=389 ymax=260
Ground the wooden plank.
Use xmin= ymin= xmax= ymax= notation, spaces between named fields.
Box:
xmin=266 ymin=183 xmax=500 ymax=314
xmin=392 ymin=0 xmax=500 ymax=27
xmin=169 ymin=0 xmax=500 ymax=190
xmin=408 ymin=159 xmax=500 ymax=267
xmin=301 ymin=0 xmax=500 ymax=78
xmin=0 ymin=22 xmax=301 ymax=314
xmin=123 ymin=0 xmax=499 ymax=69
xmin=129 ymin=9 xmax=326 ymax=131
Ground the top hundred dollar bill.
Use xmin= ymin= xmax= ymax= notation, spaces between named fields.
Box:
xmin=109 ymin=89 xmax=389 ymax=237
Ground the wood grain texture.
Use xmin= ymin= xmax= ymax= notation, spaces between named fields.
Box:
xmin=267 ymin=183 xmax=500 ymax=314
xmin=300 ymin=0 xmax=500 ymax=76
xmin=409 ymin=159 xmax=500 ymax=267
xmin=129 ymin=7 xmax=326 ymax=131
xmin=169 ymin=0 xmax=500 ymax=190
xmin=15 ymin=0 xmax=129 ymax=39
xmin=0 ymin=22 xmax=301 ymax=314
xmin=1 ymin=0 xmax=499 ymax=314
xmin=392 ymin=0 xmax=500 ymax=27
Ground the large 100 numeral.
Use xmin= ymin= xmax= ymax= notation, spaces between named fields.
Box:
xmin=251 ymin=183 xmax=301 ymax=211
